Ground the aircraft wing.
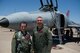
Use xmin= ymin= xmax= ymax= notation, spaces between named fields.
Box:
xmin=68 ymin=21 xmax=80 ymax=28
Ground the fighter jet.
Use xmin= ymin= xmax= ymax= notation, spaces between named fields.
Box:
xmin=0 ymin=0 xmax=80 ymax=34
xmin=0 ymin=0 xmax=79 ymax=44
xmin=0 ymin=0 xmax=67 ymax=30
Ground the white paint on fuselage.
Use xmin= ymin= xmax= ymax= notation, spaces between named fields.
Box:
xmin=6 ymin=11 xmax=53 ymax=30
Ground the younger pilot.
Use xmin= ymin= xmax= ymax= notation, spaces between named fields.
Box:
xmin=11 ymin=21 xmax=32 ymax=53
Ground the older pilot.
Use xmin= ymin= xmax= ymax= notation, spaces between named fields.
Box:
xmin=32 ymin=16 xmax=52 ymax=53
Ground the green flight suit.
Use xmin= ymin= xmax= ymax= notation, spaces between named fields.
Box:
xmin=32 ymin=26 xmax=52 ymax=53
xmin=11 ymin=31 xmax=31 ymax=53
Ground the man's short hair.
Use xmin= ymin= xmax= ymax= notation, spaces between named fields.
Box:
xmin=19 ymin=21 xmax=27 ymax=26
xmin=37 ymin=16 xmax=42 ymax=19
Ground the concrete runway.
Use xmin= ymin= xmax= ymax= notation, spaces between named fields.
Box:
xmin=0 ymin=27 xmax=80 ymax=53
xmin=0 ymin=27 xmax=14 ymax=53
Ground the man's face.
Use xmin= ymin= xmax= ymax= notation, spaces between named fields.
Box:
xmin=20 ymin=23 xmax=27 ymax=31
xmin=37 ymin=17 xmax=43 ymax=27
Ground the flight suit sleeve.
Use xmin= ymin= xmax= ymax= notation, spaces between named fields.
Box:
xmin=46 ymin=29 xmax=52 ymax=53
xmin=32 ymin=31 xmax=36 ymax=52
xmin=11 ymin=32 xmax=17 ymax=53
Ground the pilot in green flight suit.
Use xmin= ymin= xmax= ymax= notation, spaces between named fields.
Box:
xmin=11 ymin=22 xmax=31 ymax=53
xmin=32 ymin=17 xmax=52 ymax=53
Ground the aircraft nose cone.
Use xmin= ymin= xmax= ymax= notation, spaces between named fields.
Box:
xmin=0 ymin=18 xmax=9 ymax=27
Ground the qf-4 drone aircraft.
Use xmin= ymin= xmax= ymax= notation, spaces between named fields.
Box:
xmin=0 ymin=0 xmax=80 ymax=44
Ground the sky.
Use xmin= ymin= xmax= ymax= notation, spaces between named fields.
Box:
xmin=0 ymin=0 xmax=80 ymax=24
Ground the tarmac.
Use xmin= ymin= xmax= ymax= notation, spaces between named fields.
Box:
xmin=0 ymin=27 xmax=80 ymax=53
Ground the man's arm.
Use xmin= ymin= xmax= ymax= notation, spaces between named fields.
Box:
xmin=11 ymin=32 xmax=17 ymax=53
xmin=32 ymin=31 xmax=36 ymax=53
xmin=46 ymin=29 xmax=52 ymax=53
